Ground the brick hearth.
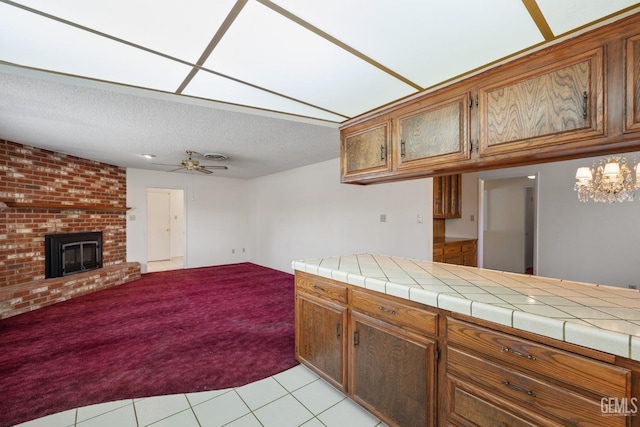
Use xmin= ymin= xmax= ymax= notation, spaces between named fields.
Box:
xmin=0 ymin=140 xmax=141 ymax=318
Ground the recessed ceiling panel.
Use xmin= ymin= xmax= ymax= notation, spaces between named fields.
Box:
xmin=203 ymin=0 xmax=417 ymax=118
xmin=10 ymin=0 xmax=238 ymax=63
xmin=536 ymin=0 xmax=640 ymax=35
xmin=183 ymin=70 xmax=347 ymax=122
xmin=270 ymin=0 xmax=543 ymax=89
xmin=0 ymin=3 xmax=192 ymax=91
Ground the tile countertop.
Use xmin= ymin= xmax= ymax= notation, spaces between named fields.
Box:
xmin=292 ymin=254 xmax=640 ymax=361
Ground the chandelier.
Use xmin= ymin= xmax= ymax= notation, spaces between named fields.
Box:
xmin=574 ymin=156 xmax=640 ymax=203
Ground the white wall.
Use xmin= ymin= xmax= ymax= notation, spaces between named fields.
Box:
xmin=445 ymin=172 xmax=479 ymax=238
xmin=249 ymin=158 xmax=432 ymax=273
xmin=479 ymin=151 xmax=640 ymax=288
xmin=127 ymin=169 xmax=250 ymax=272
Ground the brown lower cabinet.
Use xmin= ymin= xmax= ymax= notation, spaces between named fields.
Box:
xmin=433 ymin=239 xmax=477 ymax=267
xmin=294 ymin=271 xmax=639 ymax=427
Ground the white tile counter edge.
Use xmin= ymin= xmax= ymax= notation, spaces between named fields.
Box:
xmin=292 ymin=259 xmax=635 ymax=361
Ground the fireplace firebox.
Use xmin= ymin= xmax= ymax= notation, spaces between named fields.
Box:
xmin=45 ymin=232 xmax=103 ymax=278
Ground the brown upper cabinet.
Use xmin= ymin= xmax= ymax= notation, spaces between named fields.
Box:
xmin=394 ymin=92 xmax=470 ymax=171
xmin=477 ymin=48 xmax=604 ymax=157
xmin=341 ymin=118 xmax=392 ymax=182
xmin=340 ymin=13 xmax=640 ymax=185
xmin=626 ymin=34 xmax=640 ymax=134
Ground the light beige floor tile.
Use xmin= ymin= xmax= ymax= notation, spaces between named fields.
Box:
xmin=77 ymin=404 xmax=136 ymax=427
xmin=272 ymin=364 xmax=318 ymax=392
xmin=186 ymin=389 xmax=232 ymax=407
xmin=15 ymin=409 xmax=76 ymax=427
xmin=252 ymin=394 xmax=314 ymax=427
xmin=235 ymin=377 xmax=288 ymax=410
xmin=76 ymin=399 xmax=133 ymax=423
xmin=148 ymin=409 xmax=199 ymax=427
xmin=317 ymin=398 xmax=380 ymax=427
xmin=192 ymin=390 xmax=250 ymax=427
xmin=135 ymin=394 xmax=191 ymax=426
xmin=292 ymin=378 xmax=346 ymax=415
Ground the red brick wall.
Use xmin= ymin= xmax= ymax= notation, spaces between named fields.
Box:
xmin=0 ymin=140 xmax=129 ymax=288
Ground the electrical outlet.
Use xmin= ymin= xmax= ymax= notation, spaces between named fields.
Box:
xmin=380 ymin=214 xmax=387 ymax=223
xmin=470 ymin=214 xmax=475 ymax=222
xmin=417 ymin=214 xmax=423 ymax=224
xmin=232 ymin=249 xmax=235 ymax=254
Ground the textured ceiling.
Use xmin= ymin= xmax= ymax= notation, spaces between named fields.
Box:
xmin=1 ymin=0 xmax=639 ymax=179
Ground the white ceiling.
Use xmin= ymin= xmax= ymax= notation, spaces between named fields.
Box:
xmin=1 ymin=0 xmax=639 ymax=179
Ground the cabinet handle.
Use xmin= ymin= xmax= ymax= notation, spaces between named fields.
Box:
xmin=501 ymin=380 xmax=536 ymax=397
xmin=500 ymin=347 xmax=536 ymax=360
xmin=400 ymin=140 xmax=406 ymax=158
xmin=582 ymin=91 xmax=588 ymax=119
xmin=380 ymin=144 xmax=386 ymax=161
xmin=378 ymin=306 xmax=396 ymax=315
xmin=336 ymin=322 xmax=341 ymax=339
xmin=353 ymin=330 xmax=359 ymax=347
xmin=312 ymin=284 xmax=325 ymax=292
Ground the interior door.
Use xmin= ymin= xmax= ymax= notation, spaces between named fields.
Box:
xmin=147 ymin=190 xmax=171 ymax=262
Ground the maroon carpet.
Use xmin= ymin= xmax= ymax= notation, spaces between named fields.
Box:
xmin=0 ymin=263 xmax=297 ymax=426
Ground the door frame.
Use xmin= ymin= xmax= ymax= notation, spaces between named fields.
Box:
xmin=477 ymin=174 xmax=538 ymax=274
xmin=146 ymin=187 xmax=186 ymax=268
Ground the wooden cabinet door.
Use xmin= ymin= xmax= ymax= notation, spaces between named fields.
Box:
xmin=625 ymin=34 xmax=640 ymax=133
xmin=478 ymin=48 xmax=604 ymax=157
xmin=349 ymin=312 xmax=436 ymax=427
xmin=341 ymin=119 xmax=392 ymax=182
xmin=295 ymin=293 xmax=347 ymax=392
xmin=433 ymin=174 xmax=461 ymax=219
xmin=395 ymin=93 xmax=470 ymax=171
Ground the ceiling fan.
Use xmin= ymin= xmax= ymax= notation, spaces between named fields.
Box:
xmin=160 ymin=150 xmax=228 ymax=175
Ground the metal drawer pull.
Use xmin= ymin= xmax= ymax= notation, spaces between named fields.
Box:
xmin=502 ymin=380 xmax=536 ymax=397
xmin=378 ymin=306 xmax=396 ymax=315
xmin=312 ymin=285 xmax=325 ymax=292
xmin=501 ymin=347 xmax=536 ymax=360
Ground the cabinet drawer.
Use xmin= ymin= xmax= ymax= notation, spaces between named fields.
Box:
xmin=447 ymin=318 xmax=630 ymax=398
xmin=433 ymin=246 xmax=444 ymax=257
xmin=448 ymin=347 xmax=626 ymax=427
xmin=449 ymin=379 xmax=559 ymax=427
xmin=296 ymin=275 xmax=347 ymax=305
xmin=443 ymin=244 xmax=461 ymax=255
xmin=352 ymin=289 xmax=438 ymax=336
xmin=461 ymin=241 xmax=475 ymax=252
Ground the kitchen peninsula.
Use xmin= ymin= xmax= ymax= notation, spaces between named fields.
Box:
xmin=293 ymin=254 xmax=640 ymax=427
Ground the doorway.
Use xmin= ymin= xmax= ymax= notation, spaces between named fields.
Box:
xmin=147 ymin=188 xmax=184 ymax=272
xmin=478 ymin=176 xmax=537 ymax=274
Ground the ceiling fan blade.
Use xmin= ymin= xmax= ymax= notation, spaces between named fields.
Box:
xmin=196 ymin=168 xmax=213 ymax=174
xmin=201 ymin=165 xmax=228 ymax=170
xmin=167 ymin=167 xmax=185 ymax=173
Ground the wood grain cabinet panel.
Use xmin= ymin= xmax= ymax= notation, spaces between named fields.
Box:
xmin=448 ymin=347 xmax=626 ymax=427
xmin=626 ymin=34 xmax=640 ymax=133
xmin=433 ymin=240 xmax=477 ymax=267
xmin=478 ymin=48 xmax=604 ymax=157
xmin=350 ymin=312 xmax=436 ymax=427
xmin=295 ymin=276 xmax=348 ymax=392
xmin=447 ymin=318 xmax=630 ymax=398
xmin=341 ymin=119 xmax=392 ymax=182
xmin=395 ymin=93 xmax=470 ymax=171
xmin=446 ymin=318 xmax=631 ymax=427
xmin=447 ymin=377 xmax=563 ymax=427
xmin=351 ymin=289 xmax=438 ymax=337
xmin=433 ymin=174 xmax=461 ymax=219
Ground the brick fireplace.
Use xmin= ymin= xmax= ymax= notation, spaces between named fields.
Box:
xmin=0 ymin=140 xmax=140 ymax=318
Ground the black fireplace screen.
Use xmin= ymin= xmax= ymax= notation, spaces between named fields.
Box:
xmin=45 ymin=232 xmax=103 ymax=278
